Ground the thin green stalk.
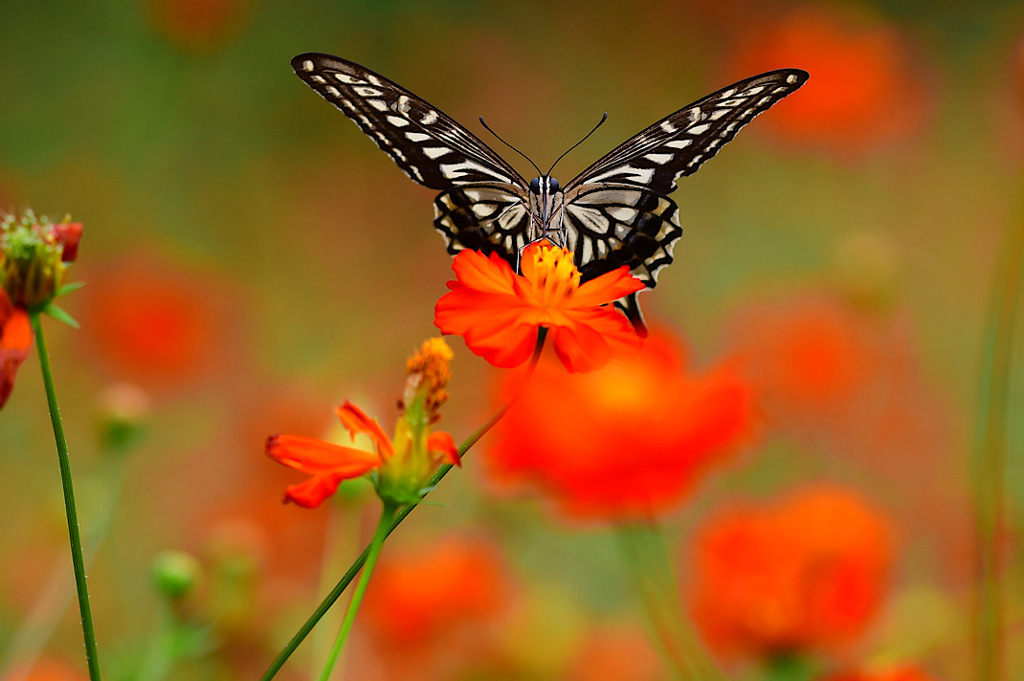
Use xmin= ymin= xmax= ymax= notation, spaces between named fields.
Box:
xmin=29 ymin=312 xmax=102 ymax=681
xmin=618 ymin=523 xmax=725 ymax=681
xmin=0 ymin=452 xmax=127 ymax=680
xmin=258 ymin=333 xmax=546 ymax=681
xmin=316 ymin=503 xmax=396 ymax=681
xmin=972 ymin=194 xmax=1024 ymax=681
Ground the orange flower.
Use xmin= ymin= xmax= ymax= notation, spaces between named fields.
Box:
xmin=686 ymin=485 xmax=895 ymax=659
xmin=0 ymin=289 xmax=32 ymax=409
xmin=565 ymin=622 xmax=666 ymax=681
xmin=266 ymin=339 xmax=460 ymax=508
xmin=822 ymin=665 xmax=940 ymax=681
xmin=363 ymin=536 xmax=510 ymax=646
xmin=357 ymin=536 xmax=511 ymax=680
xmin=725 ymin=293 xmax=888 ymax=434
xmin=2 ymin=658 xmax=88 ymax=681
xmin=486 ymin=329 xmax=757 ymax=520
xmin=147 ymin=0 xmax=251 ymax=52
xmin=729 ymin=7 xmax=927 ymax=155
xmin=434 ymin=240 xmax=645 ymax=373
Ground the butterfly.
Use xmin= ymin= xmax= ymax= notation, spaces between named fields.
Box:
xmin=292 ymin=53 xmax=808 ymax=334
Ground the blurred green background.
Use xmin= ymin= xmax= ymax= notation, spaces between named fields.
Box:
xmin=2 ymin=0 xmax=1024 ymax=679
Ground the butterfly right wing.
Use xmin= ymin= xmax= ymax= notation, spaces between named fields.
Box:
xmin=292 ymin=53 xmax=530 ymax=260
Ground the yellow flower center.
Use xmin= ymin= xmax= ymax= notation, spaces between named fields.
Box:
xmin=523 ymin=240 xmax=581 ymax=307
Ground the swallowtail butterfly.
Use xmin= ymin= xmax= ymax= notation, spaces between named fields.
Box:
xmin=292 ymin=53 xmax=808 ymax=334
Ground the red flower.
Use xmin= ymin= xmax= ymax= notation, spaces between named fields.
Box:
xmin=0 ymin=289 xmax=32 ymax=409
xmin=434 ymin=240 xmax=645 ymax=373
xmin=486 ymin=329 xmax=757 ymax=520
xmin=729 ymin=7 xmax=927 ymax=155
xmin=80 ymin=260 xmax=221 ymax=388
xmin=686 ymin=485 xmax=895 ymax=659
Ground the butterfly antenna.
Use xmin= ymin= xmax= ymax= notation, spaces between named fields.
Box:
xmin=547 ymin=112 xmax=608 ymax=176
xmin=479 ymin=116 xmax=542 ymax=177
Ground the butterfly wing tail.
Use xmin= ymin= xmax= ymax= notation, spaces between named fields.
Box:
xmin=617 ymin=293 xmax=649 ymax=338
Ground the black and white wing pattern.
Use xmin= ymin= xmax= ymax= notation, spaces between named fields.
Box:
xmin=560 ymin=69 xmax=809 ymax=327
xmin=292 ymin=53 xmax=809 ymax=333
xmin=292 ymin=53 xmax=537 ymax=258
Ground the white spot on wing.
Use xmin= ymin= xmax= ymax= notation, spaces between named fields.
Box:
xmin=301 ymin=60 xmax=314 ymax=72
xmin=355 ymin=86 xmax=381 ymax=97
xmin=688 ymin=123 xmax=710 ymax=135
xmin=786 ymin=74 xmax=798 ymax=84
xmin=386 ymin=115 xmax=410 ymax=127
xmin=646 ymin=153 xmax=674 ymax=164
xmin=405 ymin=132 xmax=431 ymax=142
xmin=420 ymin=110 xmax=439 ymax=125
xmin=660 ymin=121 xmax=677 ymax=133
xmin=423 ymin=147 xmax=450 ymax=160
xmin=666 ymin=139 xmax=692 ymax=149
xmin=325 ymin=86 xmax=340 ymax=97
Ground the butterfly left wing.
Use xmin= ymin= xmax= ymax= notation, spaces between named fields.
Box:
xmin=292 ymin=53 xmax=531 ymax=261
xmin=563 ymin=69 xmax=809 ymax=332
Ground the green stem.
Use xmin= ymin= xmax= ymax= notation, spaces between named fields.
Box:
xmin=29 ymin=313 xmax=102 ymax=681
xmin=258 ymin=333 xmax=546 ymax=681
xmin=972 ymin=192 xmax=1024 ymax=681
xmin=617 ymin=523 xmax=725 ymax=681
xmin=316 ymin=503 xmax=396 ymax=681
xmin=0 ymin=452 xmax=127 ymax=679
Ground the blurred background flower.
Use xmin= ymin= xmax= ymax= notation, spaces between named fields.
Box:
xmin=0 ymin=0 xmax=1019 ymax=678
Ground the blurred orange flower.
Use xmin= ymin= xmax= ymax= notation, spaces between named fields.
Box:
xmin=80 ymin=259 xmax=225 ymax=389
xmin=686 ymin=485 xmax=895 ymax=659
xmin=822 ymin=665 xmax=940 ymax=681
xmin=729 ymin=7 xmax=927 ymax=155
xmin=2 ymin=658 xmax=88 ymax=681
xmin=360 ymin=536 xmax=511 ymax=679
xmin=147 ymin=0 xmax=251 ymax=51
xmin=0 ymin=289 xmax=31 ymax=409
xmin=565 ymin=622 xmax=666 ymax=681
xmin=725 ymin=293 xmax=887 ymax=435
xmin=486 ymin=329 xmax=756 ymax=520
xmin=434 ymin=240 xmax=644 ymax=373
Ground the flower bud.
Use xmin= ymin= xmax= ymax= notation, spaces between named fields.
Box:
xmin=0 ymin=210 xmax=83 ymax=310
xmin=151 ymin=550 xmax=203 ymax=600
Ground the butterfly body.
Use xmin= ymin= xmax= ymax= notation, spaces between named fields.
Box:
xmin=292 ymin=53 xmax=808 ymax=333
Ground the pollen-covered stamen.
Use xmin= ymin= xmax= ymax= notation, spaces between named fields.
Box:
xmin=403 ymin=337 xmax=453 ymax=421
xmin=523 ymin=241 xmax=581 ymax=307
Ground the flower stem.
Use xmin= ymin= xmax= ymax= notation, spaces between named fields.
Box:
xmin=618 ymin=522 xmax=725 ymax=681
xmin=29 ymin=312 xmax=102 ymax=681
xmin=972 ymin=191 xmax=1024 ymax=681
xmin=316 ymin=502 xmax=396 ymax=681
xmin=258 ymin=333 xmax=546 ymax=681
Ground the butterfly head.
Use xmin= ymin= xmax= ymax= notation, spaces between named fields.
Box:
xmin=529 ymin=176 xmax=559 ymax=194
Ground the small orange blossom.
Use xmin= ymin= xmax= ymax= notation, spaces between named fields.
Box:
xmin=266 ymin=338 xmax=460 ymax=508
xmin=434 ymin=240 xmax=645 ymax=373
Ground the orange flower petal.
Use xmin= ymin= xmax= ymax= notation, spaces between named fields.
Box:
xmin=427 ymin=430 xmax=460 ymax=466
xmin=335 ymin=400 xmax=394 ymax=459
xmin=448 ymin=249 xmax=517 ymax=295
xmin=265 ymin=434 xmax=381 ymax=475
xmin=571 ymin=266 xmax=646 ymax=308
xmin=551 ymin=308 xmax=643 ymax=373
xmin=283 ymin=472 xmax=349 ymax=508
